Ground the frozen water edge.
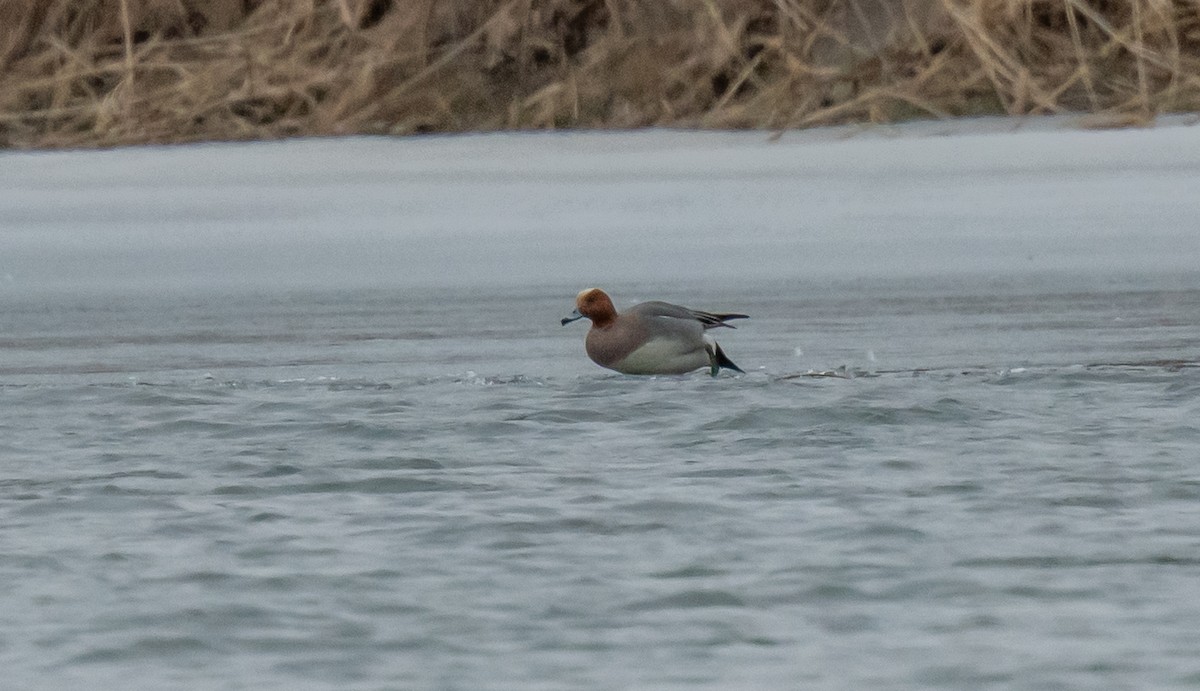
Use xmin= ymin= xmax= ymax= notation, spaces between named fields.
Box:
xmin=1 ymin=115 xmax=1198 ymax=294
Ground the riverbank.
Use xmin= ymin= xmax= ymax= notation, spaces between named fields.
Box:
xmin=2 ymin=0 xmax=1199 ymax=149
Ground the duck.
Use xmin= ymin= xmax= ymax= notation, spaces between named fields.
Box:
xmin=561 ymin=288 xmax=746 ymax=376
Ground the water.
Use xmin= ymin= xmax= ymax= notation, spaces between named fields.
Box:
xmin=2 ymin=276 xmax=1199 ymax=690
xmin=2 ymin=123 xmax=1200 ymax=688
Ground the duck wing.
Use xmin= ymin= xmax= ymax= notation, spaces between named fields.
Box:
xmin=631 ymin=301 xmax=749 ymax=329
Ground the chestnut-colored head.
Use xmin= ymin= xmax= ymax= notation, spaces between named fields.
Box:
xmin=561 ymin=288 xmax=618 ymax=328
xmin=576 ymin=288 xmax=617 ymax=321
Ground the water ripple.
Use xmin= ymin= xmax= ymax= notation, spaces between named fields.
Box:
xmin=625 ymin=590 xmax=747 ymax=611
xmin=5 ymin=282 xmax=1200 ymax=690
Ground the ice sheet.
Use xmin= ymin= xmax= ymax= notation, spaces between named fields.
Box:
xmin=1 ymin=116 xmax=1198 ymax=293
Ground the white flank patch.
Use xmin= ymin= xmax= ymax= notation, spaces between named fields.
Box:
xmin=615 ymin=338 xmax=707 ymax=375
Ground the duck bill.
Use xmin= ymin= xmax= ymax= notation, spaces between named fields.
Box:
xmin=561 ymin=309 xmax=584 ymax=326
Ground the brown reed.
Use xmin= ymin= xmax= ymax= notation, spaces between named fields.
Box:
xmin=1 ymin=0 xmax=1199 ymax=149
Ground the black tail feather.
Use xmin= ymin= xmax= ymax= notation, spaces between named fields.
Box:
xmin=694 ymin=311 xmax=749 ymax=329
xmin=712 ymin=342 xmax=744 ymax=375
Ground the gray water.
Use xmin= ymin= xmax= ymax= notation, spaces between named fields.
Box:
xmin=3 ymin=276 xmax=1199 ymax=690
xmin=3 ymin=125 xmax=1200 ymax=689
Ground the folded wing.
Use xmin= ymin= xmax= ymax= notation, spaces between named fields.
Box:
xmin=631 ymin=301 xmax=749 ymax=329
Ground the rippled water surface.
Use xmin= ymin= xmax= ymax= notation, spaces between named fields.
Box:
xmin=3 ymin=277 xmax=1199 ymax=689
xmin=5 ymin=124 xmax=1200 ymax=688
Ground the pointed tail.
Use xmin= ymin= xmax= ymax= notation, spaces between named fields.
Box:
xmin=710 ymin=341 xmax=744 ymax=376
xmin=694 ymin=311 xmax=749 ymax=329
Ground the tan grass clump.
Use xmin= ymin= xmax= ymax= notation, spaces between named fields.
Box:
xmin=2 ymin=0 xmax=1200 ymax=148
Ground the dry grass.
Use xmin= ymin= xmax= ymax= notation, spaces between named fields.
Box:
xmin=2 ymin=0 xmax=1200 ymax=148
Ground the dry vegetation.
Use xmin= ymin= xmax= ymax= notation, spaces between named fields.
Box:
xmin=2 ymin=0 xmax=1200 ymax=148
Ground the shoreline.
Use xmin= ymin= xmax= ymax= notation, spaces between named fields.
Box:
xmin=5 ymin=111 xmax=1198 ymax=157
